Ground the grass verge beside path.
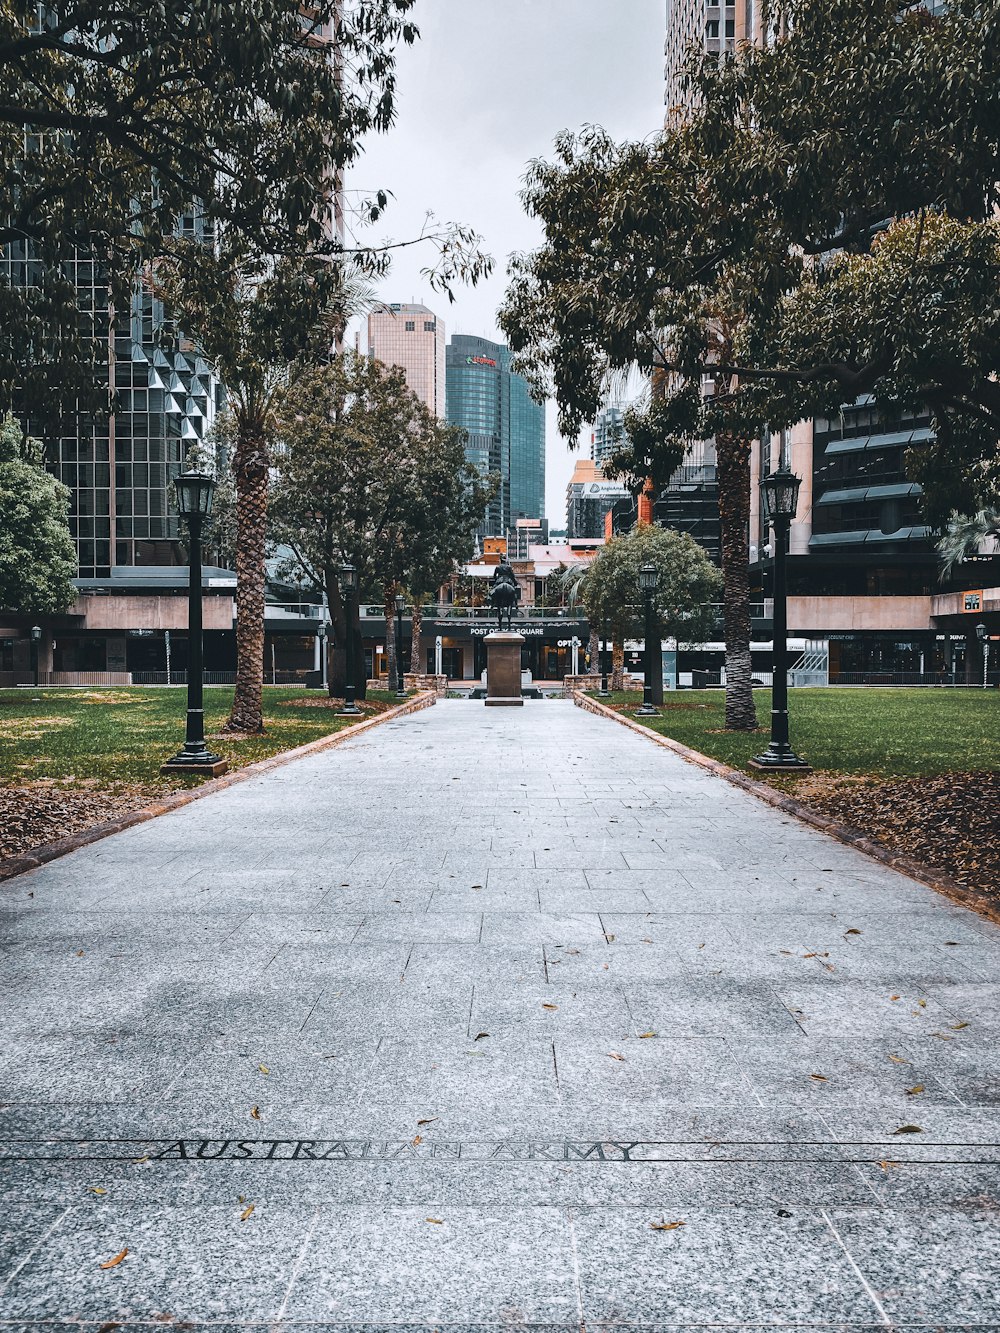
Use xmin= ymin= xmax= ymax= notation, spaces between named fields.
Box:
xmin=0 ymin=686 xmax=398 ymax=859
xmin=593 ymin=688 xmax=999 ymax=899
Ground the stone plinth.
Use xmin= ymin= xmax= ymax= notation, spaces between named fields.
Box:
xmin=485 ymin=632 xmax=524 ymax=706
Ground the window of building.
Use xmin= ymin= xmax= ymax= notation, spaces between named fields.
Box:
xmin=725 ymin=18 xmax=735 ymax=36
xmin=424 ymin=321 xmax=436 ymax=331
xmin=706 ymin=19 xmax=719 ymax=36
xmin=405 ymin=320 xmax=415 ymax=331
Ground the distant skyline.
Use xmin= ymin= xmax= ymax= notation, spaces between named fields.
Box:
xmin=346 ymin=1 xmax=665 ymax=524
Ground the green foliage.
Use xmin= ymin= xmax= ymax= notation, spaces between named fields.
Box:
xmin=270 ymin=352 xmax=496 ymax=598
xmin=580 ymin=524 xmax=722 ymax=645
xmin=500 ymin=0 xmax=1000 ymax=523
xmin=0 ymin=415 xmax=75 ymax=614
xmin=0 ymin=0 xmax=421 ymax=418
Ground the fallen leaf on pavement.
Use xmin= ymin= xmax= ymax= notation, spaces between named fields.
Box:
xmin=650 ymin=1219 xmax=686 ymax=1231
xmin=950 ymin=1021 xmax=969 ymax=1030
xmin=90 ymin=1186 xmax=106 ymax=1195
xmin=417 ymin=1118 xmax=437 ymax=1126
xmin=412 ymin=1135 xmax=423 ymax=1146
xmin=258 ymin=1064 xmax=270 ymax=1075
xmin=877 ymin=1160 xmax=901 ymax=1171
xmin=99 ymin=1248 xmax=128 ymax=1270
xmin=638 ymin=1031 xmax=656 ymax=1038
xmin=809 ymin=1073 xmax=828 ymax=1082
xmin=888 ymin=1054 xmax=908 ymax=1064
xmin=75 ymin=950 xmax=85 ymax=957
xmin=240 ymin=1204 xmax=255 ymax=1222
xmin=608 ymin=1052 xmax=626 ymax=1061
xmin=541 ymin=1003 xmax=558 ymax=1011
xmin=905 ymin=1085 xmax=925 ymax=1096
xmin=425 ymin=1217 xmax=443 ymax=1224
xmin=250 ymin=1106 xmax=261 ymax=1121
xmin=474 ymin=1032 xmax=489 ymax=1041
xmin=892 ymin=1125 xmax=922 ymax=1134
xmin=889 ymin=995 xmax=901 ymax=1001
xmin=844 ymin=928 xmax=862 ymax=936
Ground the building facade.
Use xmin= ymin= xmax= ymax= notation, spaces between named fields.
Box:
xmin=367 ymin=302 xmax=446 ymax=416
xmin=445 ymin=334 xmax=545 ymax=537
xmin=566 ymin=457 xmax=629 ymax=539
xmin=664 ymin=0 xmax=738 ymax=118
xmin=591 ymin=404 xmax=628 ymax=468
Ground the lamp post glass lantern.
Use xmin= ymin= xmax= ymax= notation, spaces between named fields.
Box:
xmin=394 ymin=592 xmax=406 ymax=698
xmin=751 ymin=466 xmax=810 ymax=771
xmin=162 ymin=471 xmax=227 ymax=774
xmin=637 ymin=563 xmax=660 ymax=717
xmin=337 ymin=563 xmax=362 ymax=715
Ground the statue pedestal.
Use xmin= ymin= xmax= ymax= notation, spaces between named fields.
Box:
xmin=485 ymin=632 xmax=524 ymax=706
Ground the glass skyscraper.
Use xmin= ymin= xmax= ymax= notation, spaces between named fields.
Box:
xmin=445 ymin=334 xmax=544 ymax=537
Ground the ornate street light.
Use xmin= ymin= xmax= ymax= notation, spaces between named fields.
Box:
xmin=976 ymin=622 xmax=990 ymax=690
xmin=337 ymin=563 xmax=361 ymax=715
xmin=751 ymin=466 xmax=810 ymax=771
xmin=161 ymin=471 xmax=227 ymax=775
xmin=394 ymin=591 xmax=407 ymax=698
xmin=637 ymin=563 xmax=660 ymax=717
xmin=598 ymin=617 xmax=611 ymax=698
xmin=30 ymin=624 xmax=41 ymax=688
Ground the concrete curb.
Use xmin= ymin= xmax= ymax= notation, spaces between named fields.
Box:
xmin=0 ymin=691 xmax=437 ymax=885
xmin=574 ymin=690 xmax=999 ymax=924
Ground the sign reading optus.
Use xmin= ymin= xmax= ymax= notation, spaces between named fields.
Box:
xmin=466 ymin=355 xmax=497 ymax=368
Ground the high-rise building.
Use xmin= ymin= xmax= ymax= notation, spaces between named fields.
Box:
xmin=367 ymin=302 xmax=445 ymax=416
xmin=4 ymin=213 xmax=222 ymax=580
xmin=664 ymin=0 xmax=738 ymax=118
xmin=566 ymin=457 xmax=629 ymax=539
xmin=445 ymin=334 xmax=545 ymax=537
xmin=591 ymin=404 xmax=628 ymax=469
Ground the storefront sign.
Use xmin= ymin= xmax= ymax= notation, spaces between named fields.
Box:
xmin=962 ymin=590 xmax=983 ymax=612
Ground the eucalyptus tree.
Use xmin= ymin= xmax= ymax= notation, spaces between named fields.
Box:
xmin=0 ymin=0 xmax=425 ymax=419
xmin=270 ymin=353 xmax=494 ymax=698
xmin=502 ymin=0 xmax=1000 ymax=732
xmin=579 ymin=524 xmax=722 ymax=692
xmin=0 ymin=417 xmax=75 ymax=614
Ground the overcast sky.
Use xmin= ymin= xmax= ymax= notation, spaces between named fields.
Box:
xmin=346 ymin=0 xmax=665 ymax=526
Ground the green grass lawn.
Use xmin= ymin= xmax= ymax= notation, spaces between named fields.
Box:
xmin=594 ymin=688 xmax=999 ymax=778
xmin=0 ymin=686 xmax=398 ymax=789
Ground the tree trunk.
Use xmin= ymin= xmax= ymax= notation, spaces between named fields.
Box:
xmin=353 ymin=593 xmax=367 ymax=701
xmin=383 ymin=585 xmax=397 ymax=691
xmin=716 ymin=430 xmax=758 ymax=731
xmin=611 ymin=640 xmax=625 ymax=691
xmin=326 ymin=565 xmax=347 ymax=698
xmin=587 ymin=626 xmax=600 ymax=675
xmin=223 ymin=422 xmax=268 ymax=734
xmin=410 ymin=598 xmax=423 ymax=674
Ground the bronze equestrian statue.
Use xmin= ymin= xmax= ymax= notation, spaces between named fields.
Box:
xmin=488 ymin=559 xmax=522 ymax=632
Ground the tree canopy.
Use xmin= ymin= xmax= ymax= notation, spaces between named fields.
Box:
xmin=0 ymin=416 xmax=76 ymax=614
xmin=0 ymin=0 xmax=433 ymax=419
xmin=580 ymin=524 xmax=722 ymax=648
xmin=500 ymin=0 xmax=1000 ymax=524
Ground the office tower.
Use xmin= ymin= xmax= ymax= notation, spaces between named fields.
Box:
xmin=591 ymin=404 xmax=629 ymax=469
xmin=367 ymin=302 xmax=445 ymax=416
xmin=664 ymin=0 xmax=738 ymax=118
xmin=566 ymin=457 xmax=629 ymax=539
xmin=445 ymin=334 xmax=545 ymax=537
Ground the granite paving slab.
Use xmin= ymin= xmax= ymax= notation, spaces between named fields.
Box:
xmin=1 ymin=698 xmax=998 ymax=1324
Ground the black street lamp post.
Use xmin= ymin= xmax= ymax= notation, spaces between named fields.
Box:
xmin=337 ymin=564 xmax=362 ymax=715
xmin=394 ymin=592 xmax=407 ymax=698
xmin=751 ymin=466 xmax=810 ymax=772
xmin=976 ymin=622 xmax=990 ymax=690
xmin=637 ymin=563 xmax=660 ymax=717
xmin=161 ymin=471 xmax=227 ymax=775
xmin=30 ymin=625 xmax=41 ymax=687
xmin=598 ymin=619 xmax=610 ymax=697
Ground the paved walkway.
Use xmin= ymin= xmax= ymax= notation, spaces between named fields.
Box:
xmin=1 ymin=698 xmax=999 ymax=1328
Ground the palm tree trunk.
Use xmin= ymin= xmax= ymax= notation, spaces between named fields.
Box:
xmin=716 ymin=430 xmax=758 ymax=731
xmin=611 ymin=640 xmax=625 ymax=691
xmin=223 ymin=420 xmax=268 ymax=734
xmin=409 ymin=598 xmax=423 ymax=674
xmin=587 ymin=626 xmax=600 ymax=675
xmin=383 ymin=584 xmax=397 ymax=689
